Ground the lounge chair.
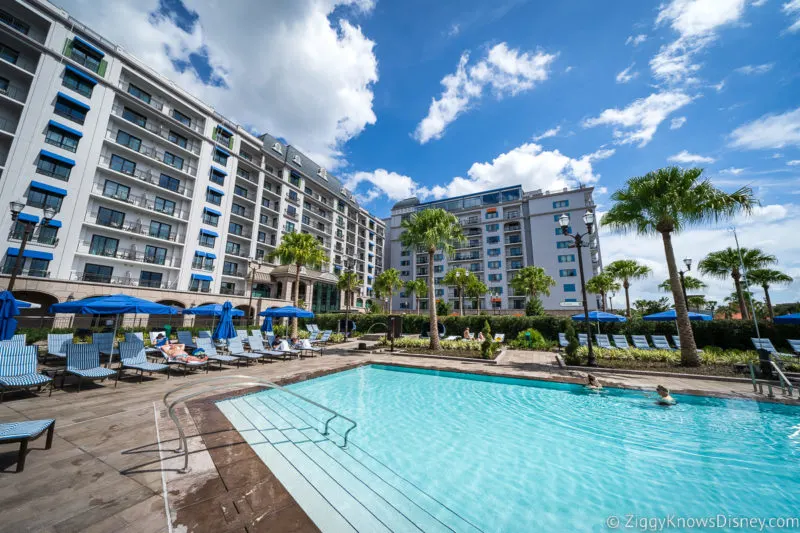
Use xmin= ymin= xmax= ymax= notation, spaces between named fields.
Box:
xmin=198 ymin=330 xmax=212 ymax=340
xmin=307 ymin=330 xmax=320 ymax=342
xmin=65 ymin=344 xmax=116 ymax=391
xmin=444 ymin=335 xmax=460 ymax=341
xmin=311 ymin=330 xmax=332 ymax=345
xmin=789 ymin=340 xmax=800 ymax=357
xmin=612 ymin=335 xmax=630 ymax=350
xmin=115 ymin=341 xmax=169 ymax=386
xmin=46 ymin=333 xmax=73 ymax=363
xmin=558 ymin=333 xmax=569 ymax=350
xmin=0 ymin=346 xmax=52 ymax=401
xmin=577 ymin=333 xmax=588 ymax=346
xmin=0 ymin=334 xmax=26 ymax=350
xmin=751 ymin=338 xmax=794 ymax=358
xmin=92 ymin=332 xmax=118 ymax=359
xmin=0 ymin=419 xmax=55 ymax=472
xmin=158 ymin=345 xmax=209 ymax=376
xmin=196 ymin=338 xmax=239 ymax=368
xmin=227 ymin=338 xmax=261 ymax=366
xmin=651 ymin=335 xmax=676 ymax=351
xmin=125 ymin=332 xmax=160 ymax=357
xmin=176 ymin=331 xmax=197 ymax=350
xmin=631 ymin=335 xmax=651 ymax=350
xmin=672 ymin=335 xmax=681 ymax=349
xmin=275 ymin=339 xmax=301 ymax=359
xmin=248 ymin=335 xmax=292 ymax=361
xmin=595 ymin=334 xmax=616 ymax=349
xmin=236 ymin=330 xmax=249 ymax=344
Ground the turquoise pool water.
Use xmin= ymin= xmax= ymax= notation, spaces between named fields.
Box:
xmin=218 ymin=365 xmax=800 ymax=532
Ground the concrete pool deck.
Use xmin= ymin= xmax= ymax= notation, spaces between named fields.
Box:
xmin=0 ymin=343 xmax=796 ymax=532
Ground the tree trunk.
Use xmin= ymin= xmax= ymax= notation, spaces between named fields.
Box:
xmin=428 ymin=248 xmax=440 ymax=350
xmin=763 ymin=284 xmax=774 ymax=321
xmin=601 ymin=290 xmax=607 ymax=312
xmin=292 ymin=263 xmax=301 ymax=338
xmin=623 ymin=280 xmax=631 ymax=318
xmin=459 ymin=287 xmax=464 ymax=317
xmin=733 ymin=273 xmax=749 ymax=320
xmin=416 ymin=294 xmax=420 ymax=315
xmin=661 ymin=231 xmax=699 ymax=366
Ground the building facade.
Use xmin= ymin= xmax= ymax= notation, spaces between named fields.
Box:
xmin=0 ymin=0 xmax=384 ymax=317
xmin=385 ymin=185 xmax=601 ymax=314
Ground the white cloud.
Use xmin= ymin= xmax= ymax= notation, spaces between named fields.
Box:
xmin=668 ymin=150 xmax=716 ymax=163
xmin=735 ymin=63 xmax=774 ymax=75
xmin=788 ymin=160 xmax=800 ymax=166
xmin=343 ymin=169 xmax=428 ymax=201
xmin=625 ymin=34 xmax=648 ymax=46
xmin=720 ymin=167 xmax=746 ymax=174
xmin=670 ymin=116 xmax=687 ymax=129
xmin=595 ymin=186 xmax=609 ymax=195
xmin=784 ymin=0 xmax=800 ymax=32
xmin=533 ymin=126 xmax=561 ymax=141
xmin=729 ymin=107 xmax=800 ymax=149
xmin=583 ymin=91 xmax=693 ymax=147
xmin=615 ymin=63 xmax=639 ymax=84
xmin=447 ymin=23 xmax=461 ymax=37
xmin=711 ymin=80 xmax=726 ymax=92
xmin=57 ymin=0 xmax=379 ymax=169
xmin=413 ymin=43 xmax=557 ymax=143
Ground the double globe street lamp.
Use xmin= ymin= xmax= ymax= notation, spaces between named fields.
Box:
xmin=559 ymin=210 xmax=596 ymax=367
xmin=7 ymin=201 xmax=56 ymax=292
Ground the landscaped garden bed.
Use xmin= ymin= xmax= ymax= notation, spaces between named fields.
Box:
xmin=375 ymin=337 xmax=498 ymax=360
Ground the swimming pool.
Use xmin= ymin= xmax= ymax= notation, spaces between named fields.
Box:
xmin=217 ymin=365 xmax=800 ymax=532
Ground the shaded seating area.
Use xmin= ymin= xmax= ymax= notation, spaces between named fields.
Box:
xmin=0 ymin=419 xmax=55 ymax=472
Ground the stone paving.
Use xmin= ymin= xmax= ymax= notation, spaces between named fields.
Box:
xmin=0 ymin=343 xmax=795 ymax=532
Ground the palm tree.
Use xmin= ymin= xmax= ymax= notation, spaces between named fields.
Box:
xmin=404 ymin=278 xmax=427 ymax=315
xmin=442 ymin=268 xmax=475 ymax=316
xmin=604 ymin=259 xmax=652 ymax=317
xmin=400 ymin=208 xmax=464 ymax=350
xmin=603 ymin=166 xmax=756 ymax=366
xmin=509 ymin=266 xmax=556 ymax=310
xmin=268 ymin=232 xmax=328 ymax=337
xmin=337 ymin=271 xmax=360 ymax=330
xmin=658 ymin=275 xmax=707 ymax=311
xmin=698 ymin=248 xmax=776 ymax=320
xmin=746 ymin=268 xmax=793 ymax=321
xmin=464 ymin=276 xmax=488 ymax=312
xmin=374 ymin=268 xmax=403 ymax=312
xmin=586 ymin=272 xmax=620 ymax=311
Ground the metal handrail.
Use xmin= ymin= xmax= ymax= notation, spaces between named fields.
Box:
xmin=162 ymin=374 xmax=358 ymax=472
xmin=770 ymin=360 xmax=794 ymax=396
xmin=748 ymin=361 xmax=795 ymax=398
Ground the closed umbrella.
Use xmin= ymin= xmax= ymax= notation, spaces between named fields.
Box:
xmin=213 ymin=301 xmax=237 ymax=341
xmin=260 ymin=316 xmax=273 ymax=333
xmin=0 ymin=291 xmax=20 ymax=341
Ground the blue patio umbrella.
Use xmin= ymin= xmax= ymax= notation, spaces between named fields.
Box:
xmin=774 ymin=313 xmax=800 ymax=324
xmin=0 ymin=291 xmax=20 ymax=341
xmin=260 ymin=316 xmax=274 ymax=333
xmin=259 ymin=305 xmax=314 ymax=318
xmin=642 ymin=309 xmax=712 ymax=321
xmin=183 ymin=304 xmax=245 ymax=317
xmin=571 ymin=311 xmax=627 ymax=322
xmin=213 ymin=301 xmax=237 ymax=341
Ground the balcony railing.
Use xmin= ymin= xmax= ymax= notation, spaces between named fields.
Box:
xmin=0 ymin=117 xmax=18 ymax=135
xmin=222 ymin=270 xmax=245 ymax=278
xmin=117 ymin=79 xmax=164 ymax=111
xmin=0 ymin=267 xmax=49 ymax=278
xmin=506 ymin=250 xmax=523 ymax=257
xmin=225 ymin=246 xmax=250 ymax=258
xmin=285 ymin=193 xmax=300 ymax=205
xmin=220 ymin=287 xmax=246 ymax=296
xmin=98 ymin=155 xmax=194 ymax=198
xmin=188 ymin=286 xmax=211 ymax=293
xmin=505 ymin=236 xmax=522 ymax=244
xmin=84 ymin=212 xmax=185 ymax=243
xmin=228 ymin=228 xmax=253 ymax=239
xmin=284 ymin=209 xmax=297 ymax=220
xmin=451 ymin=253 xmax=482 ymax=261
xmin=70 ymin=271 xmax=178 ymax=289
xmin=104 ymin=131 xmax=198 ymax=177
xmin=191 ymin=262 xmax=215 ymax=272
xmin=0 ymin=82 xmax=28 ymax=104
xmin=8 ymin=229 xmax=58 ymax=247
xmin=460 ymin=216 xmax=480 ymax=225
xmin=91 ymin=183 xmax=191 ymax=220
xmin=77 ymin=241 xmax=182 ymax=268
xmin=110 ymin=104 xmax=202 ymax=154
xmin=1 ymin=53 xmax=36 ymax=73
xmin=503 ymin=212 xmax=520 ymax=220
xmin=504 ymin=224 xmax=522 ymax=232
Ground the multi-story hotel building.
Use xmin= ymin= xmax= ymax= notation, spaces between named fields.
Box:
xmin=0 ymin=0 xmax=384 ymax=318
xmin=385 ymin=185 xmax=602 ymax=313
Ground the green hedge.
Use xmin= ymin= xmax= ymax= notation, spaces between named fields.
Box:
xmin=310 ymin=313 xmax=800 ymax=351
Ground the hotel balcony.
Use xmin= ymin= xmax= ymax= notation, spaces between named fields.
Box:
xmin=83 ymin=212 xmax=186 ymax=244
xmin=97 ymin=154 xmax=194 ymax=198
xmin=89 ymin=182 xmax=191 ymax=221
xmin=110 ymin=103 xmax=202 ymax=155
xmin=70 ymin=271 xmax=178 ymax=289
xmin=103 ymin=130 xmax=198 ymax=177
xmin=115 ymin=81 xmax=205 ymax=134
xmin=76 ymin=241 xmax=182 ymax=269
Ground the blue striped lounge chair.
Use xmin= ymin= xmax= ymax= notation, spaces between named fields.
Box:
xmin=176 ymin=331 xmax=196 ymax=349
xmin=115 ymin=341 xmax=169 ymax=387
xmin=158 ymin=344 xmax=208 ymax=376
xmin=198 ymin=330 xmax=212 ymax=340
xmin=0 ymin=334 xmax=26 ymax=349
xmin=752 ymin=338 xmax=793 ymax=358
xmin=0 ymin=419 xmax=55 ymax=472
xmin=789 ymin=340 xmax=800 ymax=357
xmin=247 ymin=335 xmax=287 ymax=361
xmin=0 ymin=345 xmax=52 ymax=401
xmin=307 ymin=330 xmax=320 ymax=341
xmin=672 ymin=335 xmax=681 ymax=349
xmin=92 ymin=332 xmax=118 ymax=358
xmin=651 ymin=335 xmax=676 ymax=351
xmin=577 ymin=333 xmax=588 ymax=347
xmin=612 ymin=335 xmax=630 ymax=350
xmin=127 ymin=332 xmax=160 ymax=356
xmin=46 ymin=333 xmax=73 ymax=363
xmin=236 ymin=330 xmax=249 ymax=343
xmin=558 ymin=333 xmax=569 ymax=350
xmin=228 ymin=338 xmax=260 ymax=366
xmin=311 ymin=330 xmax=332 ymax=345
xmin=196 ymin=338 xmax=238 ymax=368
xmin=631 ymin=335 xmax=651 ymax=350
xmin=595 ymin=334 xmax=616 ymax=349
xmin=65 ymin=344 xmax=116 ymax=391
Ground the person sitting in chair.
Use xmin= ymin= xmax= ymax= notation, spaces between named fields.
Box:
xmin=476 ymin=331 xmax=485 ymax=342
xmin=271 ymin=334 xmax=282 ymax=349
xmin=463 ymin=327 xmax=471 ymax=340
xmin=160 ymin=343 xmax=208 ymax=363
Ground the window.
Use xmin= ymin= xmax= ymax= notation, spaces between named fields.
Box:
xmin=486 ymin=223 xmax=499 ymax=232
xmin=401 ymin=270 xmax=410 ymax=277
xmin=154 ymin=197 xmax=175 ymax=216
xmin=27 ymin=187 xmax=64 ymax=211
xmin=149 ymin=221 xmax=172 ymax=240
xmin=229 ymin=222 xmax=243 ymax=235
xmin=69 ymin=38 xmax=103 ymax=73
xmin=434 ymin=265 xmax=444 ymax=273
xmin=488 ymin=261 xmax=501 ymax=269
xmin=485 ymin=211 xmax=498 ymax=220
xmin=202 ymin=210 xmax=219 ymax=226
xmin=84 ymin=263 xmax=113 ymax=283
xmin=257 ymin=231 xmax=266 ymax=243
xmin=189 ymin=277 xmax=211 ymax=292
xmin=96 ymin=206 xmax=124 ymax=228
xmin=213 ymin=148 xmax=228 ymax=165
xmin=62 ymin=69 xmax=94 ymax=97
xmin=231 ymin=203 xmax=246 ymax=217
xmin=168 ymin=130 xmax=187 ymax=149
xmin=553 ymin=200 xmax=569 ymax=209
xmin=139 ymin=271 xmax=162 ymax=288
xmin=508 ymin=247 xmax=522 ymax=256
xmin=163 ymin=151 xmax=183 ymax=170
xmin=102 ymin=180 xmax=130 ymax=201
xmin=553 ymin=214 xmax=563 ymax=222
xmin=400 ymin=260 xmax=410 ymax=266
xmin=206 ymin=189 xmax=223 ymax=205
xmin=158 ymin=173 xmax=180 ymax=192
xmin=0 ymin=44 xmax=19 ymax=64
xmin=284 ymin=222 xmax=295 ymax=233
xmin=223 ymin=261 xmax=238 ymax=275
xmin=234 ymin=185 xmax=248 ymax=198
xmin=209 ymin=168 xmax=225 ymax=185
xmin=490 ymin=287 xmax=504 ymax=295
xmin=110 ymin=154 xmax=136 ymax=176
xmin=487 ymin=248 xmax=501 ymax=256
xmin=488 ymin=274 xmax=502 ymax=282
xmin=487 ymin=236 xmax=500 ymax=244
xmin=172 ymin=109 xmax=191 ymax=127
xmin=558 ymin=254 xmax=576 ymax=263
xmin=214 ymin=126 xmax=232 ymax=146
xmin=417 ymin=266 xmax=428 ymax=276
xmin=115 ymin=130 xmax=141 ymax=151
xmin=144 ymin=245 xmax=167 ymax=265
xmin=238 ymin=168 xmax=251 ymax=181
xmin=192 ymin=253 xmax=214 ymax=270
xmin=557 ymin=226 xmax=572 ymax=235
xmin=127 ymin=84 xmax=151 ymax=104
xmin=122 ymin=107 xmax=146 ymax=127
xmin=434 ymin=253 xmax=444 ymax=261
xmin=36 ymin=225 xmax=59 ymax=245
xmin=556 ymin=241 xmax=571 ymax=249
xmin=89 ymin=235 xmax=119 ymax=257
xmin=289 ymin=174 xmax=301 ymax=187
xmin=226 ymin=241 xmax=240 ymax=255
xmin=36 ymin=154 xmax=72 ymax=181
xmin=287 ymin=205 xmax=297 ymax=217
xmin=401 ymin=250 xmax=410 ymax=257
xmin=288 ymin=190 xmax=298 ymax=202
xmin=199 ymin=232 xmax=216 ymax=247
xmin=54 ymin=95 xmax=88 ymax=124
xmin=435 ymin=288 xmax=444 ymax=297
xmin=0 ymin=10 xmax=30 ymax=34
xmin=559 ymin=269 xmax=577 ymax=277
xmin=564 ymin=283 xmax=576 ymax=292
xmin=510 ymin=260 xmax=523 ymax=269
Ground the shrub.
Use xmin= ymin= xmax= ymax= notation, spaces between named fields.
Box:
xmin=377 ymin=337 xmax=481 ymax=352
xmin=480 ymin=320 xmax=496 ymax=359
xmin=525 ymin=298 xmax=544 ymax=316
xmin=574 ymin=346 xmax=760 ymax=366
xmin=563 ymin=320 xmax=580 ymax=365
xmin=436 ymin=299 xmax=452 ymax=317
xmin=509 ymin=328 xmax=552 ymax=350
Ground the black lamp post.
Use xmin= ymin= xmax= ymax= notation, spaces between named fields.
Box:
xmin=559 ymin=210 xmax=596 ymax=367
xmin=343 ymin=258 xmax=355 ymax=339
xmin=246 ymin=258 xmax=263 ymax=326
xmin=679 ymin=257 xmax=691 ymax=311
xmin=7 ymin=201 xmax=56 ymax=292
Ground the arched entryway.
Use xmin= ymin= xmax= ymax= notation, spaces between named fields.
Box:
xmin=234 ymin=304 xmax=254 ymax=326
xmin=149 ymin=300 xmax=186 ymax=329
xmin=13 ymin=290 xmax=58 ymax=329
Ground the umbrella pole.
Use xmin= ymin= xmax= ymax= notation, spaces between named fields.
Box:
xmin=108 ymin=313 xmax=120 ymax=368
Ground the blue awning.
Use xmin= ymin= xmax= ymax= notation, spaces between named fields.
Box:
xmin=215 ymin=146 xmax=230 ymax=157
xmin=194 ymin=251 xmax=207 ymax=257
xmin=47 ymin=120 xmax=83 ymax=138
xmin=56 ymin=91 xmax=90 ymax=111
xmin=206 ymin=186 xmax=224 ymax=196
xmin=7 ymin=248 xmax=53 ymax=260
xmin=64 ymin=64 xmax=98 ymax=85
xmin=290 ymin=170 xmax=304 ymax=181
xmin=46 ymin=219 xmax=62 ymax=228
xmin=205 ymin=252 xmax=217 ymax=259
xmin=17 ymin=213 xmax=39 ymax=224
xmin=72 ymin=35 xmax=105 ymax=57
xmin=217 ymin=125 xmax=234 ymax=137
xmin=191 ymin=274 xmax=213 ymax=281
xmin=39 ymin=150 xmax=76 ymax=166
xmin=203 ymin=207 xmax=222 ymax=216
xmin=210 ymin=166 xmax=227 ymax=177
xmin=200 ymin=229 xmax=218 ymax=237
xmin=30 ymin=181 xmax=67 ymax=196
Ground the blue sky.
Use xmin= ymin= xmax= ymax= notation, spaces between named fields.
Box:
xmin=60 ymin=0 xmax=800 ymax=304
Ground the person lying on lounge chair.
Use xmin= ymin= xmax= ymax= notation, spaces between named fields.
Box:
xmin=476 ymin=331 xmax=485 ymax=342
xmin=154 ymin=333 xmax=168 ymax=347
xmin=160 ymin=344 xmax=208 ymax=363
xmin=463 ymin=327 xmax=471 ymax=339
xmin=585 ymin=374 xmax=603 ymax=390
xmin=656 ymin=385 xmax=676 ymax=405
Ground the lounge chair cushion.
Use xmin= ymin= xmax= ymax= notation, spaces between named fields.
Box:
xmin=0 ymin=373 xmax=51 ymax=387
xmin=0 ymin=419 xmax=55 ymax=443
xmin=67 ymin=367 xmax=116 ymax=379
xmin=124 ymin=362 xmax=169 ymax=372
